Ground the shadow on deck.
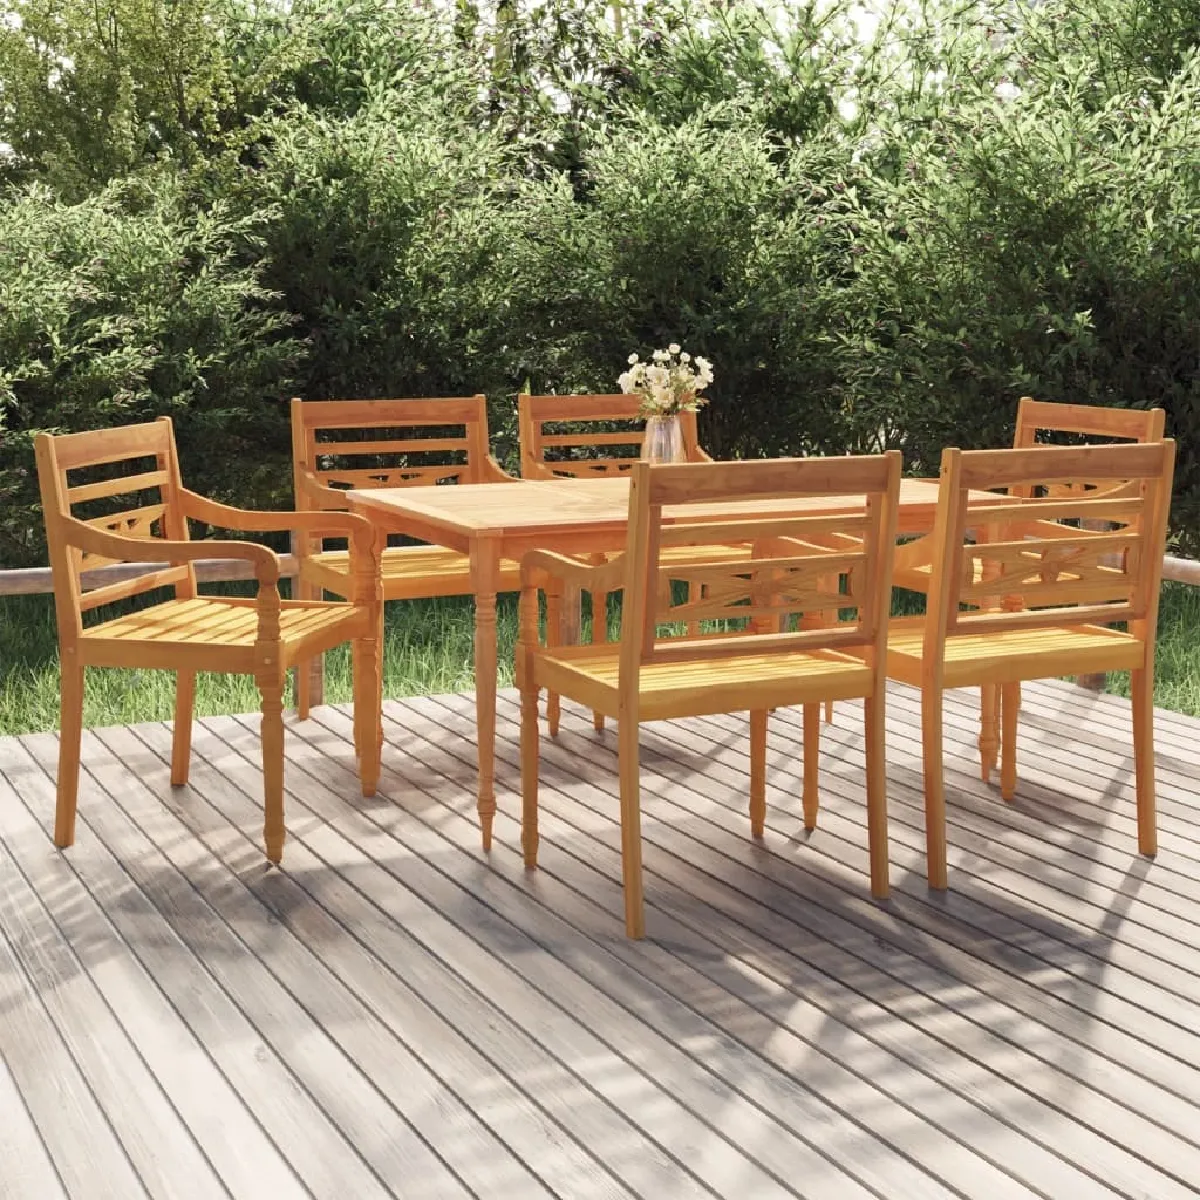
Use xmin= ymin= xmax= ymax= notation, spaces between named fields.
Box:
xmin=1 ymin=679 xmax=1199 ymax=1199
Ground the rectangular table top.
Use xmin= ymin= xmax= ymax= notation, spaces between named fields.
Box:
xmin=346 ymin=475 xmax=946 ymax=539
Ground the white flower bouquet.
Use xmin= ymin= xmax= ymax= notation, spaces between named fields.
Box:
xmin=618 ymin=343 xmax=713 ymax=417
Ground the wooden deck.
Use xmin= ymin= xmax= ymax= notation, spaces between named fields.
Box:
xmin=2 ymin=680 xmax=1200 ymax=1199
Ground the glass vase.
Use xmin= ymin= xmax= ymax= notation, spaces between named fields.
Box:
xmin=642 ymin=414 xmax=686 ymax=464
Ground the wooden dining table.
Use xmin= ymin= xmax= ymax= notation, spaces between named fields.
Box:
xmin=346 ymin=475 xmax=951 ymax=848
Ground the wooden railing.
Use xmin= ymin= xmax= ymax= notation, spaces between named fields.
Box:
xmin=1 ymin=550 xmax=1198 ymax=701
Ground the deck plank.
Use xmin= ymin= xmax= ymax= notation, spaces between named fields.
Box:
xmin=286 ymin=706 xmax=956 ymax=1200
xmin=306 ymin=701 xmax=1036 ymax=1200
xmin=558 ymin=699 xmax=1200 ymax=1173
xmin=1 ymin=679 xmax=1199 ymax=1198
xmin=0 ymin=1051 xmax=68 ymax=1200
xmin=118 ymin=719 xmax=638 ymax=1200
xmin=0 ymin=737 xmax=314 ymax=1200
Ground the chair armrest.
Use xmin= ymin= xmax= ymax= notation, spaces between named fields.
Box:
xmin=520 ymin=549 xmax=625 ymax=593
xmin=295 ymin=468 xmax=351 ymax=512
xmin=179 ymin=489 xmax=373 ymax=549
xmin=62 ymin=516 xmax=281 ymax=584
xmin=481 ymin=456 xmax=523 ymax=484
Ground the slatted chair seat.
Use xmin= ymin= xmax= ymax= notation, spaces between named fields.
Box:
xmin=35 ymin=417 xmax=383 ymax=866
xmin=79 ymin=596 xmax=365 ymax=667
xmin=518 ymin=452 xmax=903 ymax=938
xmin=883 ymin=616 xmax=1144 ymax=688
xmin=291 ymin=395 xmax=521 ymax=716
xmin=305 ymin=544 xmax=524 ymax=598
xmin=531 ymin=640 xmax=874 ymax=722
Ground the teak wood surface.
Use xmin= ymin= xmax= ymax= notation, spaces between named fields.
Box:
xmin=347 ymin=475 xmax=962 ymax=846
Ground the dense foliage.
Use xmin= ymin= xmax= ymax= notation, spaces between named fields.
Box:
xmin=1 ymin=0 xmax=1199 ymax=564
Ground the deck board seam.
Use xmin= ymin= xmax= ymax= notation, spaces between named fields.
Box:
xmin=12 ymin=731 xmax=386 ymax=1200
xmin=688 ymin=706 xmax=1200 ymax=1008
xmin=465 ymin=696 xmax=1200 ymax=1180
xmin=515 ymin=692 xmax=1200 ymax=1052
xmin=0 ymin=830 xmax=158 ymax=1200
xmin=125 ymin=718 xmax=644 ymax=1200
xmin=689 ymin=705 xmax=1200 ymax=972
xmin=364 ymin=700 xmax=1113 ymax=1200
xmin=353 ymin=701 xmax=1057 ymax=1200
xmin=532 ymin=695 xmax=1200 ymax=1093
xmin=297 ymin=705 xmax=958 ymax=1200
xmin=95 ymin=720 xmax=494 ymax=1200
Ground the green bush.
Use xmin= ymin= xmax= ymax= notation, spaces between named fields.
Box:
xmin=0 ymin=175 xmax=301 ymax=564
xmin=2 ymin=0 xmax=1200 ymax=569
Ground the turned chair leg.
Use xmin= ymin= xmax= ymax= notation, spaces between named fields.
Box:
xmin=979 ymin=684 xmax=999 ymax=783
xmin=258 ymin=673 xmax=287 ymax=865
xmin=54 ymin=659 xmax=85 ymax=849
xmin=171 ymin=670 xmax=196 ymax=786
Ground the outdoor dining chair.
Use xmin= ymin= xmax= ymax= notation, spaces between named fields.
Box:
xmin=892 ymin=398 xmax=1168 ymax=779
xmin=517 ymin=452 xmax=903 ymax=938
xmin=519 ymin=391 xmax=755 ymax=733
xmin=820 ymin=397 xmax=1167 ymax=765
xmin=884 ymin=439 xmax=1175 ymax=889
xmin=35 ymin=417 xmax=382 ymax=865
xmin=290 ymin=394 xmax=522 ymax=717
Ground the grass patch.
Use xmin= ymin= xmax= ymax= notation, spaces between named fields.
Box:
xmin=1 ymin=584 xmax=1197 ymax=735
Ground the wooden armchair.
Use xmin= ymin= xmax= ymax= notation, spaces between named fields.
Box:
xmin=885 ymin=440 xmax=1175 ymax=889
xmin=290 ymin=395 xmax=522 ymax=716
xmin=517 ymin=452 xmax=903 ymax=938
xmin=34 ymin=417 xmax=382 ymax=865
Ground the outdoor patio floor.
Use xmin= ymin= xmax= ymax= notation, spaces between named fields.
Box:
xmin=2 ymin=679 xmax=1200 ymax=1199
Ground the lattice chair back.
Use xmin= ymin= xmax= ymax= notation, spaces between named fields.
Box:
xmin=291 ymin=395 xmax=498 ymax=510
xmin=616 ymin=454 xmax=902 ymax=679
xmin=1012 ymin=397 xmax=1167 ymax=502
xmin=924 ymin=441 xmax=1175 ymax=647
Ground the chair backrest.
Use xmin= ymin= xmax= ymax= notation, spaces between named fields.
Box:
xmin=291 ymin=395 xmax=496 ymax=510
xmin=1014 ymin=397 xmax=1166 ymax=449
xmin=519 ymin=394 xmax=709 ymax=479
xmin=923 ymin=441 xmax=1175 ymax=656
xmin=34 ymin=417 xmax=195 ymax=639
xmin=616 ymin=454 xmax=902 ymax=685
